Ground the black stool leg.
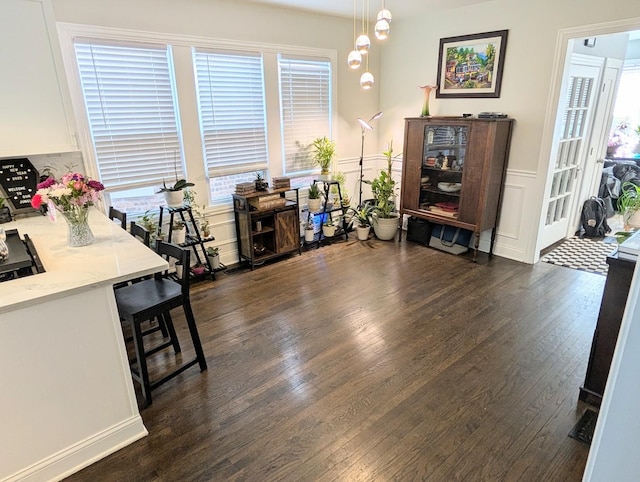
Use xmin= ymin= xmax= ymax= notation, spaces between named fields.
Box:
xmin=183 ymin=303 xmax=207 ymax=371
xmin=161 ymin=312 xmax=181 ymax=353
xmin=131 ymin=316 xmax=152 ymax=407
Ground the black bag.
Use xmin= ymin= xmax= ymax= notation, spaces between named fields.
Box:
xmin=580 ymin=196 xmax=610 ymax=238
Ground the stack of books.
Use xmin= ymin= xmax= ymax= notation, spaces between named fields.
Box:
xmin=249 ymin=193 xmax=287 ymax=211
xmin=272 ymin=177 xmax=291 ymax=189
xmin=235 ymin=182 xmax=256 ymax=195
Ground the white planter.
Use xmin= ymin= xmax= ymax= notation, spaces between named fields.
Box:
xmin=174 ymin=262 xmax=183 ymax=278
xmin=164 ymin=190 xmax=184 ymax=208
xmin=372 ymin=214 xmax=399 ymax=241
xmin=208 ymin=254 xmax=220 ymax=270
xmin=305 ymin=229 xmax=315 ymax=242
xmin=308 ymin=198 xmax=322 ymax=212
xmin=624 ymin=210 xmax=640 ymax=230
xmin=322 ymin=224 xmax=337 ymax=237
xmin=356 ymin=225 xmax=371 ymax=240
xmin=172 ymin=227 xmax=186 ymax=244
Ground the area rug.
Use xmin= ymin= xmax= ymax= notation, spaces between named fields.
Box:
xmin=568 ymin=409 xmax=598 ymax=445
xmin=540 ymin=236 xmax=616 ymax=276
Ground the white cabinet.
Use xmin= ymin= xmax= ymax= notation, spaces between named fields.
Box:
xmin=0 ymin=0 xmax=77 ymax=157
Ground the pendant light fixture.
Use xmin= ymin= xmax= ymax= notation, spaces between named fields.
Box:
xmin=375 ymin=0 xmax=392 ymax=40
xmin=359 ymin=0 xmax=374 ymax=89
xmin=347 ymin=0 xmax=362 ymax=69
xmin=355 ymin=0 xmax=370 ymax=55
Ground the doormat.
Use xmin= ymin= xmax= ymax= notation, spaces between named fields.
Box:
xmin=568 ymin=409 xmax=598 ymax=445
xmin=540 ymin=236 xmax=616 ymax=276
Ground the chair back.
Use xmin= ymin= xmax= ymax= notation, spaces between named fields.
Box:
xmin=129 ymin=221 xmax=151 ymax=247
xmin=156 ymin=241 xmax=190 ymax=297
xmin=108 ymin=207 xmax=127 ymax=230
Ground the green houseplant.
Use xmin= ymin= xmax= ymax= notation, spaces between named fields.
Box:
xmin=206 ymin=246 xmax=220 ymax=269
xmin=348 ymin=205 xmax=373 ymax=240
xmin=365 ymin=140 xmax=399 ymax=240
xmin=312 ymin=136 xmax=336 ymax=177
xmin=308 ymin=183 xmax=322 ymax=212
xmin=618 ymin=181 xmax=640 ymax=230
xmin=157 ymin=154 xmax=194 ymax=208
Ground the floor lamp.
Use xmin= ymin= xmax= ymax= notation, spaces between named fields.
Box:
xmin=357 ymin=111 xmax=383 ymax=207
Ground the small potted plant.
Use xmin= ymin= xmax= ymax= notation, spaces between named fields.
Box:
xmin=157 ymin=154 xmax=194 ymax=208
xmin=254 ymin=172 xmax=269 ymax=191
xmin=206 ymin=245 xmax=220 ymax=269
xmin=349 ymin=205 xmax=373 ymax=241
xmin=191 ymin=263 xmax=207 ymax=276
xmin=312 ymin=136 xmax=336 ymax=179
xmin=618 ymin=181 xmax=640 ymax=230
xmin=322 ymin=218 xmax=337 ymax=237
xmin=304 ymin=219 xmax=315 ymax=243
xmin=308 ymin=183 xmax=323 ymax=212
xmin=171 ymin=220 xmax=187 ymax=244
xmin=0 ymin=197 xmax=11 ymax=224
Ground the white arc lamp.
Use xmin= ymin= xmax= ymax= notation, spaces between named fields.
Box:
xmin=357 ymin=111 xmax=383 ymax=206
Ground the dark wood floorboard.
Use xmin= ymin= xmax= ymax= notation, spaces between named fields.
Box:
xmin=65 ymin=237 xmax=602 ymax=481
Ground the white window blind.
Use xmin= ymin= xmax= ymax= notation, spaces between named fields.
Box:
xmin=74 ymin=41 xmax=183 ymax=190
xmin=194 ymin=50 xmax=268 ymax=177
xmin=279 ymin=55 xmax=331 ymax=174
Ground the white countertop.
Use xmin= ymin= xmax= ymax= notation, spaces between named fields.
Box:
xmin=0 ymin=208 xmax=168 ymax=313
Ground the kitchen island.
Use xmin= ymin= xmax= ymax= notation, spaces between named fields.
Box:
xmin=0 ymin=209 xmax=167 ymax=482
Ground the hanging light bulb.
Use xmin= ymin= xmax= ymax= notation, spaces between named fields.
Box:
xmin=374 ymin=19 xmax=390 ymax=40
xmin=360 ymin=71 xmax=374 ymax=90
xmin=347 ymin=50 xmax=362 ymax=69
xmin=377 ymin=8 xmax=392 ymax=23
xmin=356 ymin=34 xmax=371 ymax=54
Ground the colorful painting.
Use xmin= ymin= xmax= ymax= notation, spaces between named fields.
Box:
xmin=436 ymin=30 xmax=508 ymax=98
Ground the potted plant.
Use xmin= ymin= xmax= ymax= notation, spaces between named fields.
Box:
xmin=191 ymin=263 xmax=207 ymax=276
xmin=322 ymin=218 xmax=337 ymax=237
xmin=254 ymin=172 xmax=269 ymax=191
xmin=365 ymin=140 xmax=399 ymax=241
xmin=140 ymin=209 xmax=158 ymax=242
xmin=171 ymin=220 xmax=187 ymax=244
xmin=308 ymin=183 xmax=322 ymax=212
xmin=206 ymin=246 xmax=220 ymax=269
xmin=312 ymin=136 xmax=336 ymax=178
xmin=0 ymin=197 xmax=11 ymax=224
xmin=618 ymin=181 xmax=640 ymax=230
xmin=348 ymin=205 xmax=373 ymax=241
xmin=304 ymin=219 xmax=315 ymax=242
xmin=157 ymin=154 xmax=194 ymax=208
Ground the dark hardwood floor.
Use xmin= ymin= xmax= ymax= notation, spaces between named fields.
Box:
xmin=66 ymin=236 xmax=602 ymax=481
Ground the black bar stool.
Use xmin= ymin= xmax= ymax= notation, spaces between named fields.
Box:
xmin=114 ymin=241 xmax=207 ymax=406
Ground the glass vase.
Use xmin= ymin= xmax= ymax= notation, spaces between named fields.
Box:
xmin=420 ymin=85 xmax=434 ymax=117
xmin=60 ymin=206 xmax=94 ymax=247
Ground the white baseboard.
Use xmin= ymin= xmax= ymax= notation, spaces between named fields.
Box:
xmin=3 ymin=416 xmax=147 ymax=482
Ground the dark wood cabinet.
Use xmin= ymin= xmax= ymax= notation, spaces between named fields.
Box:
xmin=233 ymin=188 xmax=300 ymax=269
xmin=579 ymin=252 xmax=635 ymax=405
xmin=399 ymin=117 xmax=514 ymax=259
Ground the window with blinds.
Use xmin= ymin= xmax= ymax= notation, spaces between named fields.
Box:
xmin=194 ymin=50 xmax=268 ymax=180
xmin=279 ymin=55 xmax=332 ymax=175
xmin=74 ymin=41 xmax=184 ymax=191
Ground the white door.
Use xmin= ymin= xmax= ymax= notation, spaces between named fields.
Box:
xmin=539 ymin=54 xmax=603 ymax=250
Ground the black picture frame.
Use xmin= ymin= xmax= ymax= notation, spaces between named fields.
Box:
xmin=436 ymin=29 xmax=508 ymax=99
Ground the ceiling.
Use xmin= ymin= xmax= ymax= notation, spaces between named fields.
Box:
xmin=241 ymin=0 xmax=494 ymax=19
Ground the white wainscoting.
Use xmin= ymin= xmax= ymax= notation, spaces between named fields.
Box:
xmin=493 ymin=169 xmax=538 ymax=263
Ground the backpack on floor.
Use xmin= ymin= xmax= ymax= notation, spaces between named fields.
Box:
xmin=580 ymin=196 xmax=610 ymax=238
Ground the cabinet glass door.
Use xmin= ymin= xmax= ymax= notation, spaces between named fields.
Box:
xmin=420 ymin=125 xmax=467 ymax=218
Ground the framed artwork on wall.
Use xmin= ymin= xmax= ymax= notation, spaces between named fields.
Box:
xmin=436 ymin=30 xmax=508 ymax=98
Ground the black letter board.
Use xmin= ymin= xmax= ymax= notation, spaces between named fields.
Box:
xmin=0 ymin=158 xmax=39 ymax=214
